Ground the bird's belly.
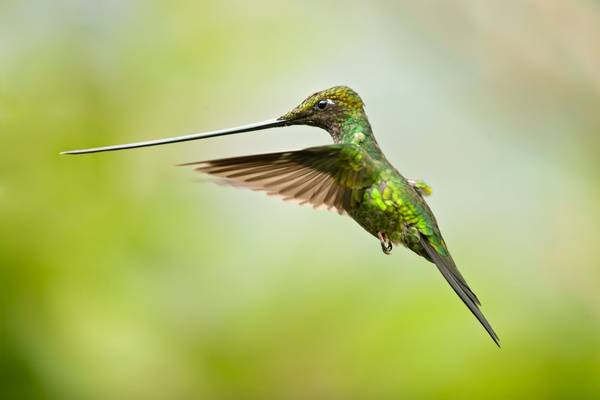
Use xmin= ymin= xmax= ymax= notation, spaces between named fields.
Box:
xmin=348 ymin=185 xmax=403 ymax=241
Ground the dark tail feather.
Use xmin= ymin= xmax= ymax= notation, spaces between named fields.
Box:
xmin=420 ymin=235 xmax=500 ymax=347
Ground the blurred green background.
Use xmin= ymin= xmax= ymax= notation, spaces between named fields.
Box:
xmin=2 ymin=1 xmax=600 ymax=399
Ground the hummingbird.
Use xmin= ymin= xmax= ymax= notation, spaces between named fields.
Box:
xmin=62 ymin=86 xmax=499 ymax=346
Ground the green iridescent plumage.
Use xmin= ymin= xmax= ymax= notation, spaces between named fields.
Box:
xmin=61 ymin=85 xmax=499 ymax=346
xmin=186 ymin=86 xmax=499 ymax=345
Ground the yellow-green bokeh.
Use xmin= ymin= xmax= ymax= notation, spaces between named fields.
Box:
xmin=2 ymin=1 xmax=599 ymax=399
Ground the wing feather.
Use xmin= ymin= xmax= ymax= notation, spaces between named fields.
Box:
xmin=182 ymin=144 xmax=376 ymax=213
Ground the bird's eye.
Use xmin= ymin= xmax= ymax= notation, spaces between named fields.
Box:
xmin=316 ymin=99 xmax=332 ymax=110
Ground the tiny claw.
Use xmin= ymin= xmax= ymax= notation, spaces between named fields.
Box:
xmin=378 ymin=232 xmax=393 ymax=255
xmin=381 ymin=242 xmax=392 ymax=255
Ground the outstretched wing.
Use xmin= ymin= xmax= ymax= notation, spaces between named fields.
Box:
xmin=419 ymin=235 xmax=500 ymax=346
xmin=181 ymin=144 xmax=377 ymax=214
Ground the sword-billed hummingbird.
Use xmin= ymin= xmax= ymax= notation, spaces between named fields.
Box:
xmin=62 ymin=86 xmax=499 ymax=346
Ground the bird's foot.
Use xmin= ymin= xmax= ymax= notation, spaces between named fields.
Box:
xmin=378 ymin=232 xmax=393 ymax=255
xmin=408 ymin=179 xmax=432 ymax=197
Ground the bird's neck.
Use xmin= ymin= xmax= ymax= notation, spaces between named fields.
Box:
xmin=332 ymin=114 xmax=384 ymax=159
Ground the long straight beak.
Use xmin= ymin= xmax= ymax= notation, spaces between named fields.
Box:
xmin=60 ymin=118 xmax=288 ymax=155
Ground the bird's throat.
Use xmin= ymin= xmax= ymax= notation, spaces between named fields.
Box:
xmin=335 ymin=116 xmax=383 ymax=159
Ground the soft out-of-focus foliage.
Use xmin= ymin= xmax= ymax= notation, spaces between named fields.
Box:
xmin=1 ymin=1 xmax=599 ymax=399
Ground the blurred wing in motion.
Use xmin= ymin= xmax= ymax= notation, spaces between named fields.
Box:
xmin=181 ymin=144 xmax=377 ymax=214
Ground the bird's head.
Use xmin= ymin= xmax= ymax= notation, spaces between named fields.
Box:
xmin=278 ymin=86 xmax=366 ymax=134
